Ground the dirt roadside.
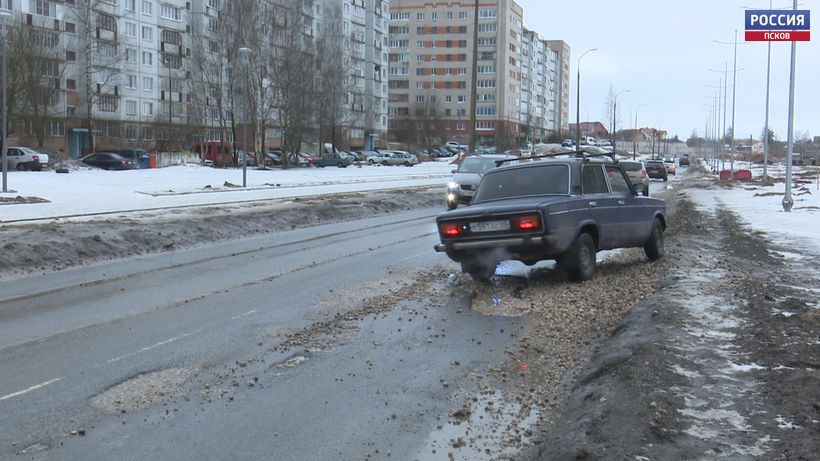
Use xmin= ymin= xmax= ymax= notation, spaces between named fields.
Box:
xmin=531 ymin=169 xmax=819 ymax=459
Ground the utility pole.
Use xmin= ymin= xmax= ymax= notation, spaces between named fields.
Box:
xmin=783 ymin=0 xmax=798 ymax=211
xmin=730 ymin=31 xmax=737 ymax=175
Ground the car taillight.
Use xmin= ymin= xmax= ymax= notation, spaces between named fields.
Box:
xmin=513 ymin=215 xmax=541 ymax=231
xmin=641 ymin=170 xmax=647 ymax=178
xmin=440 ymin=222 xmax=462 ymax=237
xmin=121 ymin=160 xmax=126 ymax=165
xmin=33 ymin=155 xmax=40 ymax=162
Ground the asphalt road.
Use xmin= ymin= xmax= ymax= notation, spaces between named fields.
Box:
xmin=0 ymin=207 xmax=524 ymax=460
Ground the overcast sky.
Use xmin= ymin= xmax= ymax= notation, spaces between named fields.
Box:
xmin=516 ymin=0 xmax=819 ymax=141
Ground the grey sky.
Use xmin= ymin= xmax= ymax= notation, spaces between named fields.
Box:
xmin=516 ymin=0 xmax=818 ymax=141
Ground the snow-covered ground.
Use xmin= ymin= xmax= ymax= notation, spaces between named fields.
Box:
xmin=0 ymin=161 xmax=454 ymax=222
xmin=690 ymin=160 xmax=820 ymax=253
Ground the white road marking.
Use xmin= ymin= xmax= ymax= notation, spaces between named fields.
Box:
xmin=232 ymin=310 xmax=258 ymax=320
xmin=105 ymin=332 xmax=195 ymax=364
xmin=0 ymin=378 xmax=62 ymax=401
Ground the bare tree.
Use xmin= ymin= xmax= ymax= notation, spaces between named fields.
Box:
xmin=5 ymin=21 xmax=68 ymax=148
xmin=270 ymin=0 xmax=317 ymax=168
xmin=68 ymin=1 xmax=128 ymax=152
xmin=411 ymin=93 xmax=444 ymax=153
xmin=315 ymin=0 xmax=351 ymax=154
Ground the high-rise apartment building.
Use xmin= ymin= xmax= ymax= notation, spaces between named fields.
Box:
xmin=388 ymin=0 xmax=569 ymax=147
xmin=545 ymin=40 xmax=571 ymax=133
xmin=388 ymin=0 xmax=524 ymax=147
xmin=1 ymin=0 xmax=387 ymax=157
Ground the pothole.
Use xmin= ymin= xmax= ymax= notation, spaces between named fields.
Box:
xmin=91 ymin=368 xmax=198 ymax=413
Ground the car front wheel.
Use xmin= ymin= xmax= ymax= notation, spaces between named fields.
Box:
xmin=644 ymin=218 xmax=664 ymax=261
xmin=563 ymin=233 xmax=596 ymax=282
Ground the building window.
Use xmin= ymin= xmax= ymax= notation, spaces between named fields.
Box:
xmin=46 ymin=120 xmax=64 ymax=137
xmin=125 ymin=0 xmax=136 ymax=11
xmin=126 ymin=48 xmax=137 ymax=63
xmin=142 ymin=26 xmax=153 ymax=41
xmin=416 ymin=12 xmax=424 ymax=20
xmin=35 ymin=0 xmax=53 ymax=17
xmin=161 ymin=4 xmax=180 ymax=20
xmin=126 ymin=100 xmax=137 ymax=115
xmin=98 ymin=96 xmax=118 ymax=112
xmin=143 ymin=102 xmax=153 ymax=116
xmin=66 ymin=50 xmax=76 ymax=61
xmin=66 ymin=79 xmax=77 ymax=90
xmin=126 ymin=22 xmax=136 ymax=37
xmin=127 ymin=74 xmax=137 ymax=88
xmin=143 ymin=76 xmax=153 ymax=91
xmin=141 ymin=0 xmax=152 ymax=16
xmin=65 ymin=22 xmax=76 ymax=33
xmin=479 ymin=9 xmax=496 ymax=18
xmin=125 ymin=125 xmax=138 ymax=140
xmin=142 ymin=51 xmax=153 ymax=65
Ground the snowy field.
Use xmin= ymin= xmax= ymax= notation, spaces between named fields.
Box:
xmin=0 ymin=161 xmax=455 ymax=222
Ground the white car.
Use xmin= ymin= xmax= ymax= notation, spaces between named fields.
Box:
xmin=3 ymin=147 xmax=49 ymax=171
xmin=367 ymin=151 xmax=418 ymax=166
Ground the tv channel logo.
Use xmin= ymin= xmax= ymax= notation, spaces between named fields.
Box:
xmin=745 ymin=10 xmax=811 ymax=41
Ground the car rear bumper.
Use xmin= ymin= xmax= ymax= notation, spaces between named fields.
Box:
xmin=434 ymin=235 xmax=555 ymax=252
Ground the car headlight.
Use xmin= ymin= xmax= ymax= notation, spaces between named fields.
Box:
xmin=447 ymin=181 xmax=460 ymax=191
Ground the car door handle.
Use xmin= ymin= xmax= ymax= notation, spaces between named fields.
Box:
xmin=618 ymin=200 xmax=625 ymax=206
xmin=589 ymin=201 xmax=597 ymax=208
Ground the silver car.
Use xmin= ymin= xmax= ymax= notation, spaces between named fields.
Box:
xmin=619 ymin=160 xmax=650 ymax=196
xmin=446 ymin=154 xmax=517 ymax=209
xmin=367 ymin=151 xmax=418 ymax=166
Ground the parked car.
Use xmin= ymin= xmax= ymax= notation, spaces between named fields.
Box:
xmin=432 ymin=147 xmax=451 ymax=158
xmin=644 ymin=160 xmax=668 ymax=181
xmin=3 ymin=147 xmax=48 ymax=171
xmin=619 ymin=160 xmax=650 ymax=196
xmin=264 ymin=149 xmax=282 ymax=167
xmin=81 ymin=151 xmax=137 ymax=170
xmin=434 ymin=152 xmax=667 ymax=282
xmin=367 ymin=151 xmax=416 ymax=166
xmin=446 ymin=154 xmax=518 ymax=209
xmin=561 ymin=139 xmax=574 ymax=148
xmin=287 ymin=152 xmax=316 ymax=167
xmin=678 ymin=156 xmax=690 ymax=167
xmin=315 ymin=153 xmax=352 ymax=168
xmin=236 ymin=150 xmax=257 ymax=167
xmin=445 ymin=141 xmax=467 ymax=151
xmin=118 ymin=148 xmax=151 ymax=168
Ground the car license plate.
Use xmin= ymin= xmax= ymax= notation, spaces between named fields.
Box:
xmin=469 ymin=220 xmax=510 ymax=233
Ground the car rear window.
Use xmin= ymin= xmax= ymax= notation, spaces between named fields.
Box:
xmin=646 ymin=161 xmax=664 ymax=167
xmin=620 ymin=162 xmax=643 ymax=172
xmin=474 ymin=164 xmax=569 ymax=201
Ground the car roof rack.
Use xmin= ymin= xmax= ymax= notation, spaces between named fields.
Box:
xmin=493 ymin=149 xmax=619 ymax=167
xmin=493 ymin=152 xmax=569 ymax=166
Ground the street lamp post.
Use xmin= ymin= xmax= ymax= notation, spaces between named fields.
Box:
xmin=633 ymin=103 xmax=646 ymax=160
xmin=0 ymin=10 xmax=11 ymax=193
xmin=612 ymin=89 xmax=629 ymax=153
xmin=575 ymin=48 xmax=597 ymax=153
xmin=238 ymin=46 xmax=252 ymax=188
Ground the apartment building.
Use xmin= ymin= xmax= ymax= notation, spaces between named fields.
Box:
xmin=2 ymin=0 xmax=387 ymax=157
xmin=388 ymin=0 xmax=524 ymax=146
xmin=545 ymin=39 xmax=570 ymax=133
xmin=520 ymin=28 xmax=557 ymax=143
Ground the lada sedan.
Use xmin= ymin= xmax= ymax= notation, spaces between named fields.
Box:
xmin=434 ymin=154 xmax=667 ymax=282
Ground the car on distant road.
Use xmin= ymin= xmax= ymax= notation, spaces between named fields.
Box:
xmin=561 ymin=139 xmax=574 ymax=148
xmin=81 ymin=151 xmax=137 ymax=170
xmin=664 ymin=157 xmax=677 ymax=175
xmin=3 ymin=147 xmax=48 ymax=171
xmin=619 ymin=160 xmax=650 ymax=196
xmin=446 ymin=154 xmax=518 ymax=210
xmin=315 ymin=153 xmax=352 ymax=168
xmin=434 ymin=152 xmax=667 ymax=282
xmin=644 ymin=160 xmax=668 ymax=181
xmin=678 ymin=156 xmax=690 ymax=167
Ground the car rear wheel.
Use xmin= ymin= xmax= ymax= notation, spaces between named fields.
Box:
xmin=16 ymin=163 xmax=27 ymax=171
xmin=644 ymin=218 xmax=665 ymax=261
xmin=563 ymin=233 xmax=596 ymax=282
xmin=336 ymin=162 xmax=344 ymax=168
xmin=403 ymin=161 xmax=410 ymax=166
xmin=381 ymin=161 xmax=389 ymax=166
xmin=461 ymin=261 xmax=496 ymax=282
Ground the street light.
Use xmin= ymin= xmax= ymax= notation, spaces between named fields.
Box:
xmin=612 ymin=89 xmax=629 ymax=153
xmin=575 ymin=48 xmax=597 ymax=153
xmin=1 ymin=10 xmax=11 ymax=193
xmin=633 ymin=103 xmax=646 ymax=159
xmin=238 ymin=46 xmax=252 ymax=188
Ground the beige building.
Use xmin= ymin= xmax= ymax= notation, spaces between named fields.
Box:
xmin=388 ymin=0 xmax=524 ymax=146
xmin=545 ymin=40 xmax=571 ymax=134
